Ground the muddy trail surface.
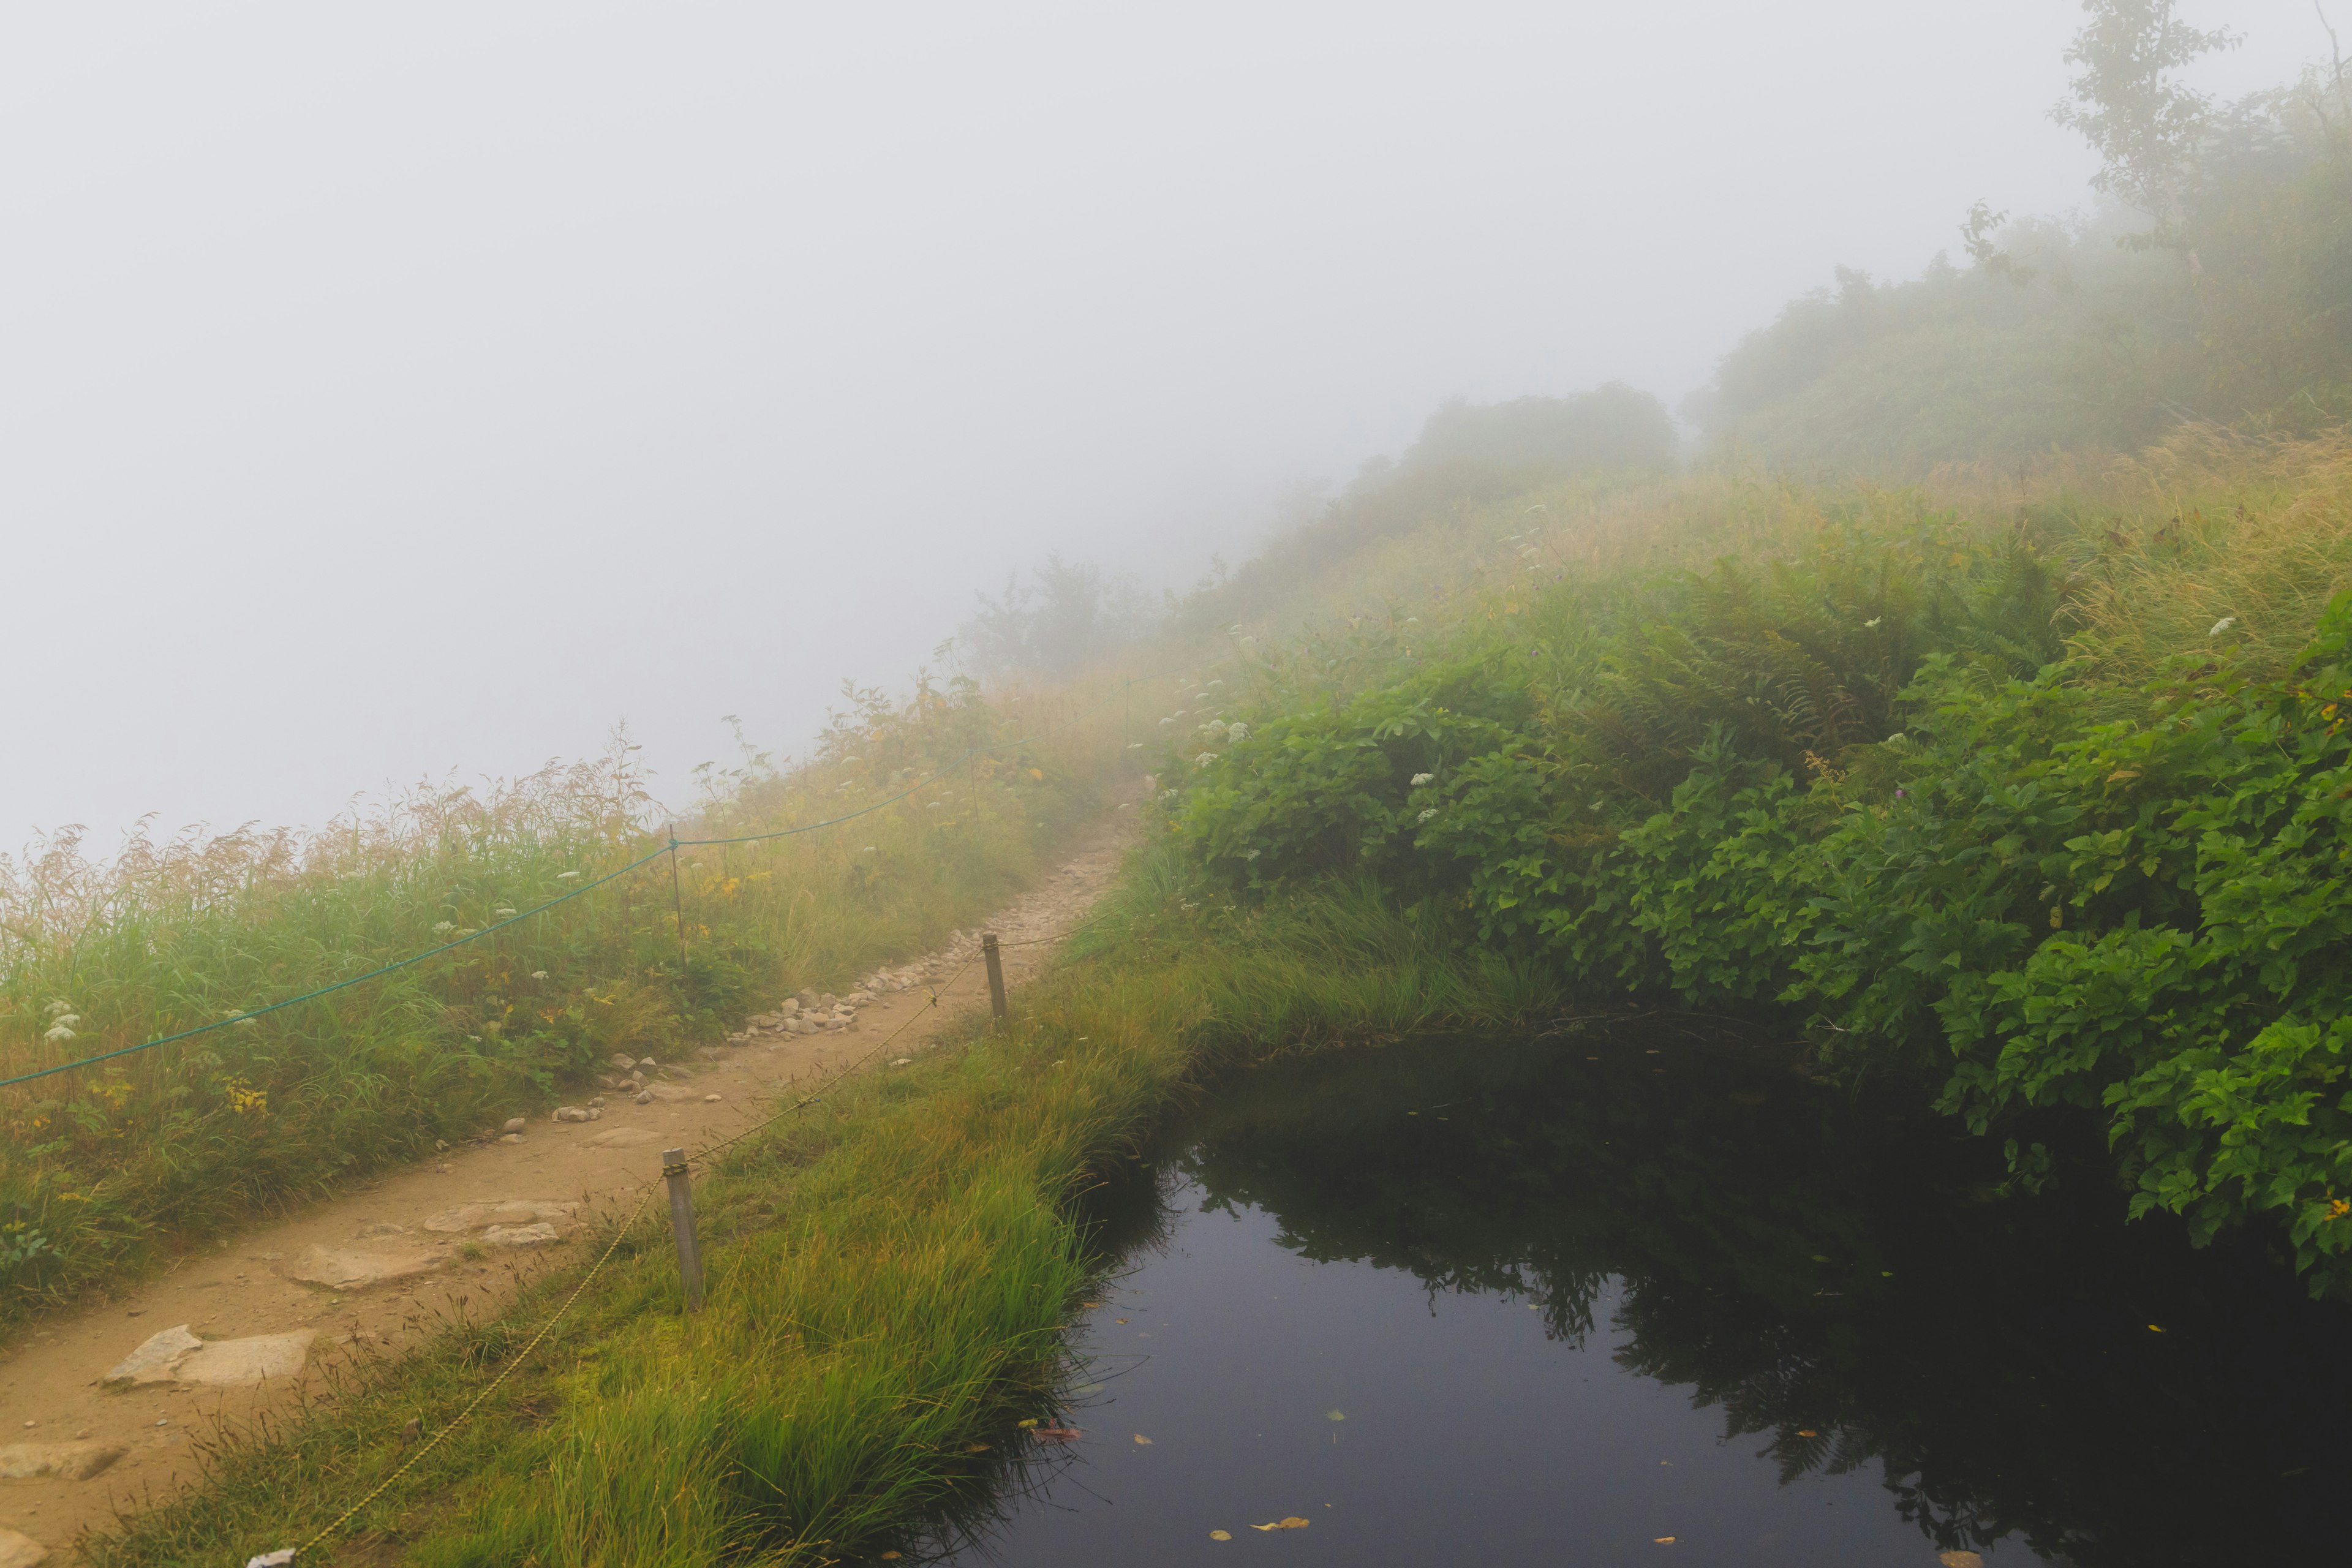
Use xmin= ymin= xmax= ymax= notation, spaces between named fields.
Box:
xmin=0 ymin=811 xmax=1136 ymax=1561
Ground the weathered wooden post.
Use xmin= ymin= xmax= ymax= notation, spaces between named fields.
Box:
xmin=982 ymin=932 xmax=1007 ymax=1024
xmin=662 ymin=1147 xmax=703 ymax=1313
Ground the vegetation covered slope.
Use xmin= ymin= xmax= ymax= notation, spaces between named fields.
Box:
xmin=0 ymin=674 xmax=1136 ymax=1324
xmin=1165 ymin=430 xmax=2352 ymax=1294
xmin=1693 ymin=23 xmax=2352 ymax=468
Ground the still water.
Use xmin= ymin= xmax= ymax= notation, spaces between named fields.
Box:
xmin=925 ymin=1033 xmax=2351 ymax=1566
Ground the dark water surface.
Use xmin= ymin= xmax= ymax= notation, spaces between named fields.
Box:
xmin=924 ymin=1033 xmax=2352 ymax=1567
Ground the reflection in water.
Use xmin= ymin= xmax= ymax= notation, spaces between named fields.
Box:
xmin=924 ymin=1033 xmax=2352 ymax=1566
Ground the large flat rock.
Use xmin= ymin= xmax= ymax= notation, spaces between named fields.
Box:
xmin=104 ymin=1324 xmax=203 ymax=1385
xmin=420 ymin=1199 xmax=578 ymax=1234
xmin=175 ymin=1330 xmax=316 ymax=1387
xmin=582 ymin=1126 xmax=659 ymax=1148
xmin=104 ymin=1325 xmax=317 ymax=1389
xmin=0 ymin=1527 xmax=48 ymax=1568
xmin=285 ymin=1244 xmax=445 ymax=1290
xmin=0 ymin=1441 xmax=124 ymax=1481
xmin=481 ymin=1222 xmax=562 ymax=1248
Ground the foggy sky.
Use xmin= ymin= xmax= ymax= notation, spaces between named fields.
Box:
xmin=1 ymin=2 xmax=2326 ymax=851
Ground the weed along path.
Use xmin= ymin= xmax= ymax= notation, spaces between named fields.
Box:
xmin=0 ymin=811 xmax=1136 ymax=1561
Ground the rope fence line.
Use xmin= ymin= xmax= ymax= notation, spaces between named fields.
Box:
xmin=4 ymin=660 xmax=1222 ymax=1093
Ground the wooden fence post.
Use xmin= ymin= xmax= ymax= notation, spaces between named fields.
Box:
xmin=662 ymin=1147 xmax=703 ymax=1313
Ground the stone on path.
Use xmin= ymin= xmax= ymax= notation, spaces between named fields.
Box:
xmin=104 ymin=1325 xmax=203 ymax=1385
xmin=0 ymin=1440 xmax=125 ymax=1480
xmin=174 ymin=1331 xmax=317 ymax=1387
xmin=0 ymin=1526 xmax=48 ymax=1568
xmin=286 ymin=1243 xmax=445 ymax=1290
xmin=584 ymin=1126 xmax=658 ymax=1148
xmin=104 ymin=1325 xmax=317 ymax=1387
xmin=481 ymin=1222 xmax=562 ymax=1248
xmin=644 ymin=1084 xmax=703 ymax=1102
xmin=501 ymin=1117 xmax=527 ymax=1134
xmin=421 ymin=1199 xmax=579 ymax=1233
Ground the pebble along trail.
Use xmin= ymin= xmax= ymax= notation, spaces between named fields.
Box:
xmin=0 ymin=808 xmax=1137 ymax=1564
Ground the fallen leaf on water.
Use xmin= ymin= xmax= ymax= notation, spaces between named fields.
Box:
xmin=880 ymin=1555 xmax=901 ymax=1562
xmin=1209 ymin=1531 xmax=1232 ymax=1542
xmin=1250 ymin=1518 xmax=1312 ymax=1531
xmin=1653 ymin=1537 xmax=1676 ymax=1545
xmin=1134 ymin=1433 xmax=1153 ymax=1444
xmin=1325 ymin=1410 xmax=1345 ymax=1421
xmin=2147 ymin=1324 xmax=2166 ymax=1333
xmin=1937 ymin=1554 xmax=1985 ymax=1568
xmin=1017 ymin=1418 xmax=1039 ymax=1428
xmin=964 ymin=1443 xmax=990 ymax=1453
xmin=1084 ymin=1301 xmax=1103 ymax=1308
xmin=1034 ymin=1426 xmax=1082 ymax=1443
xmin=1796 ymin=1429 xmax=1817 ymax=1438
xmin=1115 ymin=1318 xmax=1129 ymax=1324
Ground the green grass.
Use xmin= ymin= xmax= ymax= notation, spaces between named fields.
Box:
xmin=80 ymin=849 xmax=1556 ymax=1567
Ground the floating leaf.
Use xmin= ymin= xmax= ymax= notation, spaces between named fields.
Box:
xmin=1017 ymin=1418 xmax=1038 ymax=1428
xmin=1325 ymin=1410 xmax=1345 ymax=1421
xmin=1250 ymin=1518 xmax=1312 ymax=1531
xmin=1796 ymin=1429 xmax=1817 ymax=1438
xmin=1937 ymin=1554 xmax=1985 ymax=1568
xmin=2147 ymin=1324 xmax=2166 ymax=1333
xmin=964 ymin=1442 xmax=990 ymax=1453
xmin=1035 ymin=1425 xmax=1082 ymax=1443
xmin=1115 ymin=1318 xmax=1129 ymax=1324
xmin=880 ymin=1555 xmax=901 ymax=1562
xmin=1209 ymin=1530 xmax=1232 ymax=1541
xmin=1653 ymin=1537 xmax=1676 ymax=1545
xmin=1134 ymin=1433 xmax=1153 ymax=1444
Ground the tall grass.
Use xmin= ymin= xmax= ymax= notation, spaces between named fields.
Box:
xmin=0 ymin=669 xmax=1151 ymax=1325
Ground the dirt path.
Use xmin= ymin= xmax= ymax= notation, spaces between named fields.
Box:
xmin=0 ymin=810 xmax=1137 ymax=1561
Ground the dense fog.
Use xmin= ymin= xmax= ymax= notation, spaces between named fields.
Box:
xmin=0 ymin=1 xmax=2321 ymax=847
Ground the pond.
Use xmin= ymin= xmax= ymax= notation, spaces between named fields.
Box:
xmin=922 ymin=1030 xmax=2352 ymax=1567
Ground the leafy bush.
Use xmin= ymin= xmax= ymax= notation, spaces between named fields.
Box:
xmin=1165 ymin=480 xmax=2352 ymax=1295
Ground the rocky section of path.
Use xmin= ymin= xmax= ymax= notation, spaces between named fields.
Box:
xmin=0 ymin=807 xmax=1136 ymax=1559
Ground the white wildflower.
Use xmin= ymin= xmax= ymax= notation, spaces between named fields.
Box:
xmin=43 ymin=999 xmax=74 ymax=1017
xmin=432 ymin=921 xmax=454 ymax=933
xmin=1159 ymin=790 xmax=1178 ymax=802
xmin=1226 ymin=722 xmax=1249 ymax=742
xmin=1159 ymin=716 xmax=1175 ymax=726
xmin=1411 ymin=772 xmax=1434 ymax=786
xmin=494 ymin=907 xmax=516 ymax=917
xmin=1127 ymin=741 xmax=1144 ymax=749
xmin=862 ymin=845 xmax=877 ymax=853
xmin=1417 ymin=808 xmax=1438 ymax=823
xmin=2211 ymin=616 xmax=2236 ymax=636
xmin=1208 ymin=679 xmax=1224 ymax=688
xmin=1404 ymin=617 xmax=1420 ymax=625
xmin=1864 ymin=616 xmax=1882 ymax=628
xmin=530 ymin=970 xmax=549 ymax=980
xmin=43 ymin=1022 xmax=75 ymax=1043
xmin=1194 ymin=752 xmax=1218 ymax=768
xmin=1243 ymin=848 xmax=1261 ymax=861
xmin=927 ymin=801 xmax=944 ymax=810
xmin=557 ymin=870 xmax=580 ymax=880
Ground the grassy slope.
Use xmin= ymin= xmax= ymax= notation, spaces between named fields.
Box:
xmin=0 ymin=675 xmax=1152 ymax=1326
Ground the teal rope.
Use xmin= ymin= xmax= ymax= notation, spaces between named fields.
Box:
xmin=2 ymin=661 xmax=1223 ymax=1089
xmin=0 ymin=845 xmax=671 ymax=1091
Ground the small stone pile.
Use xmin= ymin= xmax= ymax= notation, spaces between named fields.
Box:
xmin=727 ymin=989 xmax=862 ymax=1043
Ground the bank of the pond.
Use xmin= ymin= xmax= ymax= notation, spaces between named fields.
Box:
xmin=84 ymin=850 xmax=1562 ymax=1567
